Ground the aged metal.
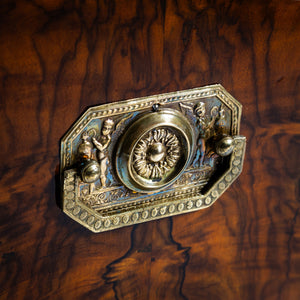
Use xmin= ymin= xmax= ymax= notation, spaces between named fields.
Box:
xmin=115 ymin=108 xmax=194 ymax=192
xmin=60 ymin=84 xmax=246 ymax=232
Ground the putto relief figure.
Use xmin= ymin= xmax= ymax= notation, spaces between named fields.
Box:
xmin=92 ymin=118 xmax=115 ymax=187
xmin=193 ymin=102 xmax=218 ymax=167
xmin=215 ymin=104 xmax=226 ymax=135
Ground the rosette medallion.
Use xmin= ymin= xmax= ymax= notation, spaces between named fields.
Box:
xmin=115 ymin=108 xmax=195 ymax=193
xmin=133 ymin=128 xmax=181 ymax=180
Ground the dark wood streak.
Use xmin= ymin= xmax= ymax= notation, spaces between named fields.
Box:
xmin=102 ymin=219 xmax=189 ymax=300
xmin=0 ymin=0 xmax=300 ymax=299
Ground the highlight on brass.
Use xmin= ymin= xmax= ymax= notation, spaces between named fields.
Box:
xmin=60 ymin=84 xmax=246 ymax=232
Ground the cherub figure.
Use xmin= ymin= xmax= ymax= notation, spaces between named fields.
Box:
xmin=92 ymin=118 xmax=114 ymax=187
xmin=193 ymin=102 xmax=218 ymax=167
xmin=216 ymin=104 xmax=226 ymax=135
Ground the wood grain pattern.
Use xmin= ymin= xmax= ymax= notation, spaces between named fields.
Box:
xmin=0 ymin=0 xmax=299 ymax=299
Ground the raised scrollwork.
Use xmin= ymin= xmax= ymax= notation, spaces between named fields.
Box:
xmin=133 ymin=128 xmax=181 ymax=179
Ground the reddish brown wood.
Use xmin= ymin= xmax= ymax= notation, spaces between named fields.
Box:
xmin=0 ymin=0 xmax=299 ymax=299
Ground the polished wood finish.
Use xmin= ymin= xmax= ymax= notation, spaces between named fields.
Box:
xmin=0 ymin=1 xmax=299 ymax=299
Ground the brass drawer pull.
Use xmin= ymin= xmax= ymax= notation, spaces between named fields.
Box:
xmin=60 ymin=85 xmax=245 ymax=232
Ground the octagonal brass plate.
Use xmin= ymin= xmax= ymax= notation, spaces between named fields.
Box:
xmin=60 ymin=84 xmax=245 ymax=232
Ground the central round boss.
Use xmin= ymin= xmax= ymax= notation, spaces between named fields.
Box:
xmin=115 ymin=108 xmax=194 ymax=193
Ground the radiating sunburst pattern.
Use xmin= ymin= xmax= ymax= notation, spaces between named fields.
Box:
xmin=133 ymin=128 xmax=181 ymax=179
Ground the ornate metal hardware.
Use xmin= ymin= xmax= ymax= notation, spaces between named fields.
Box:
xmin=60 ymin=85 xmax=246 ymax=232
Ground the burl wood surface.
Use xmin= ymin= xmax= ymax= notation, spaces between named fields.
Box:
xmin=0 ymin=0 xmax=299 ymax=299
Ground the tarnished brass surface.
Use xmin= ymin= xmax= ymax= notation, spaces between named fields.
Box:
xmin=115 ymin=108 xmax=194 ymax=192
xmin=60 ymin=84 xmax=245 ymax=232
